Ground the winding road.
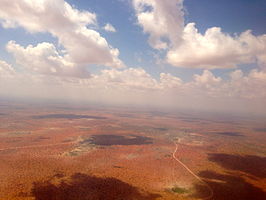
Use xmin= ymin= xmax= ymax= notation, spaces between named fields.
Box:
xmin=172 ymin=139 xmax=213 ymax=200
xmin=0 ymin=137 xmax=213 ymax=199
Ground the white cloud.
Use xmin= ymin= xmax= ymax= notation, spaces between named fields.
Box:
xmin=133 ymin=0 xmax=184 ymax=49
xmin=193 ymin=70 xmax=222 ymax=86
xmin=6 ymin=41 xmax=90 ymax=78
xmin=90 ymin=68 xmax=158 ymax=91
xmin=167 ymin=23 xmax=266 ymax=69
xmin=0 ymin=0 xmax=125 ymax=69
xmin=0 ymin=0 xmax=265 ymax=115
xmin=103 ymin=23 xmax=116 ymax=32
xmin=1 ymin=60 xmax=266 ymax=114
xmin=133 ymin=0 xmax=266 ymax=69
xmin=159 ymin=73 xmax=183 ymax=88
xmin=0 ymin=60 xmax=15 ymax=77
xmin=227 ymin=69 xmax=266 ymax=99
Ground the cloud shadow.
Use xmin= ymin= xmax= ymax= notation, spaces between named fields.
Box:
xmin=31 ymin=173 xmax=161 ymax=200
xmin=208 ymin=153 xmax=266 ymax=178
xmin=193 ymin=170 xmax=266 ymax=200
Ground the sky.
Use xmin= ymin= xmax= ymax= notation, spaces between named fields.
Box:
xmin=0 ymin=0 xmax=266 ymax=115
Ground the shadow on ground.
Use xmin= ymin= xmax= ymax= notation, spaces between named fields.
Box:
xmin=193 ymin=170 xmax=266 ymax=200
xmin=254 ymin=128 xmax=266 ymax=132
xmin=31 ymin=173 xmax=161 ymax=200
xmin=208 ymin=153 xmax=266 ymax=178
xmin=84 ymin=134 xmax=153 ymax=146
xmin=32 ymin=114 xmax=106 ymax=120
xmin=192 ymin=153 xmax=266 ymax=199
xmin=212 ymin=132 xmax=243 ymax=137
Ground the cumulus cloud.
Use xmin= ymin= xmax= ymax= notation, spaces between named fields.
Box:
xmin=0 ymin=0 xmax=265 ymax=115
xmin=6 ymin=41 xmax=90 ymax=78
xmin=133 ymin=0 xmax=184 ymax=49
xmin=0 ymin=60 xmax=15 ymax=77
xmin=86 ymin=68 xmax=158 ymax=92
xmin=193 ymin=70 xmax=222 ymax=86
xmin=133 ymin=0 xmax=266 ymax=69
xmin=167 ymin=24 xmax=266 ymax=69
xmin=159 ymin=73 xmax=183 ymax=88
xmin=227 ymin=69 xmax=266 ymax=99
xmin=103 ymin=23 xmax=116 ymax=32
xmin=0 ymin=0 xmax=124 ymax=69
xmin=1 ymin=59 xmax=266 ymax=114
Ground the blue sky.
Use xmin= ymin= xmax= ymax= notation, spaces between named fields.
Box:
xmin=72 ymin=0 xmax=266 ymax=80
xmin=70 ymin=0 xmax=266 ymax=80
xmin=0 ymin=0 xmax=266 ymax=114
xmin=187 ymin=0 xmax=266 ymax=35
xmin=1 ymin=0 xmax=265 ymax=80
xmin=1 ymin=1 xmax=266 ymax=76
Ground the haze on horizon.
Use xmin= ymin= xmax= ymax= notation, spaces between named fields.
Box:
xmin=0 ymin=0 xmax=266 ymax=115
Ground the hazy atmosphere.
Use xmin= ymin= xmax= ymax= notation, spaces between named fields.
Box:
xmin=0 ymin=1 xmax=266 ymax=200
xmin=0 ymin=0 xmax=265 ymax=115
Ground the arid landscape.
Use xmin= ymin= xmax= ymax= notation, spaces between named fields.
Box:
xmin=0 ymin=100 xmax=265 ymax=200
xmin=1 ymin=0 xmax=266 ymax=199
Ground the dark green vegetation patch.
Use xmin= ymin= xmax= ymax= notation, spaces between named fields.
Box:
xmin=171 ymin=186 xmax=189 ymax=194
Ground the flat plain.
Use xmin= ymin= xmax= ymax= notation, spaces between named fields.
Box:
xmin=0 ymin=101 xmax=265 ymax=200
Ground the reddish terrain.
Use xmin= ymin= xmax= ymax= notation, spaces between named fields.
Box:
xmin=0 ymin=101 xmax=265 ymax=200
